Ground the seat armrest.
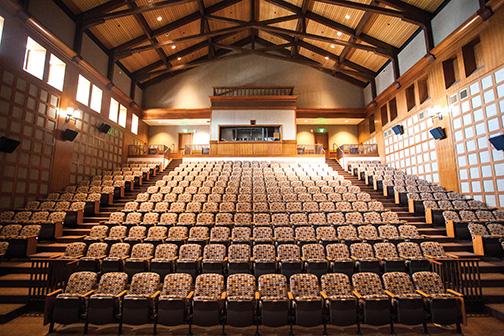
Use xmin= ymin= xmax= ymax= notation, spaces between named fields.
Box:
xmin=81 ymin=290 xmax=95 ymax=298
xmin=186 ymin=291 xmax=194 ymax=299
xmin=447 ymin=289 xmax=464 ymax=297
xmin=416 ymin=290 xmax=430 ymax=298
xmin=384 ymin=290 xmax=396 ymax=298
xmin=320 ymin=291 xmax=328 ymax=300
xmin=446 ymin=253 xmax=459 ymax=259
xmin=288 ymin=292 xmax=294 ymax=300
xmin=115 ymin=290 xmax=128 ymax=298
xmin=350 ymin=256 xmax=359 ymax=261
xmin=150 ymin=291 xmax=160 ymax=300
xmin=220 ymin=292 xmax=227 ymax=300
xmin=352 ymin=290 xmax=363 ymax=299
xmin=255 ymin=291 xmax=260 ymax=300
xmin=47 ymin=289 xmax=63 ymax=297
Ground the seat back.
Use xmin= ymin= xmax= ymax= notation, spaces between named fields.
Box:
xmin=161 ymin=273 xmax=193 ymax=298
xmin=326 ymin=243 xmax=350 ymax=260
xmin=128 ymin=272 xmax=160 ymax=296
xmin=95 ymin=272 xmax=128 ymax=295
xmin=321 ymin=273 xmax=353 ymax=297
xmin=178 ymin=244 xmax=202 ymax=261
xmin=412 ymin=271 xmax=446 ymax=295
xmin=194 ymin=273 xmax=224 ymax=300
xmin=382 ymin=272 xmax=416 ymax=295
xmin=258 ymin=274 xmax=288 ymax=300
xmin=65 ymin=271 xmax=98 ymax=295
xmin=352 ymin=272 xmax=384 ymax=296
xmin=290 ymin=274 xmax=320 ymax=300
xmin=130 ymin=243 xmax=154 ymax=259
xmin=227 ymin=274 xmax=256 ymax=300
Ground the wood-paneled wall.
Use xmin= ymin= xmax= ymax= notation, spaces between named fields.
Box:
xmin=0 ymin=6 xmax=149 ymax=207
xmin=358 ymin=5 xmax=504 ymax=194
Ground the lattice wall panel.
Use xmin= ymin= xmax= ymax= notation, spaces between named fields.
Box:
xmin=384 ymin=109 xmax=439 ymax=183
xmin=448 ymin=65 xmax=504 ymax=207
xmin=0 ymin=67 xmax=58 ymax=209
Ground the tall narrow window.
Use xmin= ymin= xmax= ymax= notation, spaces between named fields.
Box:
xmin=462 ymin=37 xmax=481 ymax=77
xmin=389 ymin=98 xmax=398 ymax=121
xmin=47 ymin=54 xmax=66 ymax=91
xmin=118 ymin=104 xmax=127 ymax=128
xmin=90 ymin=85 xmax=102 ymax=113
xmin=381 ymin=105 xmax=388 ymax=126
xmin=418 ymin=77 xmax=429 ymax=104
xmin=131 ymin=114 xmax=139 ymax=135
xmin=76 ymin=75 xmax=91 ymax=105
xmin=368 ymin=114 xmax=375 ymax=133
xmin=109 ymin=98 xmax=119 ymax=123
xmin=405 ymin=84 xmax=416 ymax=111
xmin=23 ymin=37 xmax=46 ymax=80
xmin=0 ymin=16 xmax=5 ymax=46
xmin=442 ymin=57 xmax=459 ymax=89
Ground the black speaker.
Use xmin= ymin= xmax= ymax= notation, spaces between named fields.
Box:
xmin=489 ymin=134 xmax=504 ymax=150
xmin=0 ymin=136 xmax=20 ymax=153
xmin=429 ymin=127 xmax=447 ymax=140
xmin=62 ymin=129 xmax=79 ymax=141
xmin=97 ymin=123 xmax=111 ymax=134
xmin=391 ymin=125 xmax=404 ymax=135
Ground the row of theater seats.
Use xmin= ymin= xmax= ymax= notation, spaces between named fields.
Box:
xmin=0 ymin=162 xmax=164 ymax=257
xmin=348 ymin=160 xmax=504 ymax=259
xmin=83 ymin=223 xmax=425 ymax=245
xmin=60 ymin=240 xmax=447 ymax=279
xmin=45 ymin=271 xmax=463 ymax=334
xmin=101 ymin=210 xmax=405 ymax=226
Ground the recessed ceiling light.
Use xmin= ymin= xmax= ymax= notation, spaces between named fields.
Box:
xmin=337 ymin=31 xmax=342 ymax=37
xmin=345 ymin=14 xmax=351 ymax=20
xmin=344 ymin=120 xmax=349 ymax=123
xmin=177 ymin=57 xmax=182 ymax=61
xmin=325 ymin=56 xmax=329 ymax=60
xmin=330 ymin=44 xmax=335 ymax=48
xmin=171 ymin=45 xmax=176 ymax=49
xmin=156 ymin=16 xmax=163 ymax=22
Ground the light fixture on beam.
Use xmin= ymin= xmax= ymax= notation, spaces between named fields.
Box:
xmin=156 ymin=16 xmax=163 ymax=22
xmin=171 ymin=45 xmax=176 ymax=49
xmin=59 ymin=106 xmax=81 ymax=123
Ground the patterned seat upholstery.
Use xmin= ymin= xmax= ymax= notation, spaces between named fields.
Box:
xmin=487 ymin=223 xmax=504 ymax=236
xmin=231 ymin=227 xmax=251 ymax=242
xmin=215 ymin=213 xmax=233 ymax=226
xmin=188 ymin=227 xmax=209 ymax=242
xmin=253 ymin=227 xmax=273 ymax=242
xmin=126 ymin=243 xmax=154 ymax=262
xmin=412 ymin=272 xmax=455 ymax=299
xmin=178 ymin=244 xmax=202 ymax=262
xmin=382 ymin=212 xmax=401 ymax=224
xmin=91 ymin=272 xmax=128 ymax=298
xmin=357 ymin=225 xmax=379 ymax=240
xmin=296 ymin=226 xmax=317 ymax=243
xmin=382 ymin=272 xmax=421 ymax=299
xmin=459 ymin=210 xmax=477 ymax=222
xmin=159 ymin=213 xmax=178 ymax=226
xmin=203 ymin=244 xmax=226 ymax=262
xmin=193 ymin=274 xmax=224 ymax=302
xmin=368 ymin=201 xmax=385 ymax=211
xmin=302 ymin=244 xmax=326 ymax=262
xmin=124 ymin=213 xmax=142 ymax=225
xmin=290 ymin=273 xmax=321 ymax=301
xmin=124 ymin=272 xmax=160 ymax=299
xmin=57 ymin=271 xmax=98 ymax=298
xmin=420 ymin=241 xmax=448 ymax=258
xmin=19 ymin=224 xmax=41 ymax=237
xmin=327 ymin=212 xmax=346 ymax=225
xmin=277 ymin=244 xmax=301 ymax=262
xmin=81 ymin=242 xmax=108 ymax=260
xmin=228 ymin=244 xmax=251 ymax=263
xmin=351 ymin=272 xmax=388 ymax=300
xmin=142 ymin=213 xmax=159 ymax=225
xmin=60 ymin=242 xmax=87 ymax=259
xmin=152 ymin=244 xmax=178 ymax=262
xmin=326 ymin=243 xmax=352 ymax=261
xmin=145 ymin=226 xmax=167 ymax=241
xmin=274 ymin=227 xmax=294 ymax=242
xmin=374 ymin=242 xmax=401 ymax=260
xmin=104 ymin=243 xmax=130 ymax=261
xmin=227 ymin=274 xmax=256 ymax=301
xmin=476 ymin=210 xmax=495 ymax=221
xmin=378 ymin=225 xmax=400 ymax=240
xmin=166 ymin=226 xmax=188 ymax=241
xmin=178 ymin=213 xmax=196 ymax=225
xmin=210 ymin=227 xmax=230 ymax=243
xmin=397 ymin=242 xmax=425 ymax=260
xmin=364 ymin=212 xmax=383 ymax=224
xmin=398 ymin=225 xmax=422 ymax=239
xmin=160 ymin=273 xmax=193 ymax=300
xmin=124 ymin=226 xmax=147 ymax=241
xmin=105 ymin=226 xmax=127 ymax=241
xmin=309 ymin=213 xmax=327 ymax=225
xmin=0 ymin=242 xmax=9 ymax=257
xmin=337 ymin=225 xmax=358 ymax=241
xmin=253 ymin=244 xmax=276 ymax=262
xmin=350 ymin=243 xmax=378 ymax=261
xmin=258 ymin=274 xmax=288 ymax=301
xmin=0 ymin=224 xmax=22 ymax=238
xmin=321 ymin=273 xmax=354 ymax=300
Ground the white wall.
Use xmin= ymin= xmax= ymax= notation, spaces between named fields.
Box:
xmin=363 ymin=84 xmax=373 ymax=105
xmin=143 ymin=54 xmax=364 ymax=109
xmin=134 ymin=85 xmax=143 ymax=106
xmin=432 ymin=0 xmax=479 ymax=46
xmin=149 ymin=125 xmax=211 ymax=152
xmin=113 ymin=64 xmax=132 ymax=98
xmin=399 ymin=32 xmax=427 ymax=75
xmin=375 ymin=62 xmax=395 ymax=96
xmin=211 ymin=110 xmax=296 ymax=141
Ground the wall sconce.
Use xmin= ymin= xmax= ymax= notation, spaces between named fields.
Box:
xmin=60 ymin=107 xmax=81 ymax=122
xmin=429 ymin=105 xmax=446 ymax=121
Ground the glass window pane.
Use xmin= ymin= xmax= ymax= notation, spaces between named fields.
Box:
xmin=90 ymin=85 xmax=102 ymax=113
xmin=47 ymin=54 xmax=66 ymax=91
xmin=76 ymin=75 xmax=91 ymax=105
xmin=23 ymin=37 xmax=46 ymax=80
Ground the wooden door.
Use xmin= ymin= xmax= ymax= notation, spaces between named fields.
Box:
xmin=178 ymin=133 xmax=193 ymax=153
xmin=314 ymin=132 xmax=329 ymax=151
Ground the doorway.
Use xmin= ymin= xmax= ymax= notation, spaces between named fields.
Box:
xmin=314 ymin=132 xmax=329 ymax=153
xmin=178 ymin=133 xmax=193 ymax=153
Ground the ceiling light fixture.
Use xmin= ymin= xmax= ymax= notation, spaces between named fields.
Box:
xmin=171 ymin=45 xmax=176 ymax=49
xmin=337 ymin=31 xmax=342 ymax=37
xmin=177 ymin=57 xmax=182 ymax=61
xmin=325 ymin=56 xmax=329 ymax=60
xmin=330 ymin=44 xmax=335 ymax=48
xmin=345 ymin=14 xmax=351 ymax=20
xmin=156 ymin=16 xmax=163 ymax=22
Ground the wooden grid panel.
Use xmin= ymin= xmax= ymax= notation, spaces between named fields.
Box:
xmin=69 ymin=108 xmax=124 ymax=185
xmin=383 ymin=108 xmax=439 ymax=183
xmin=0 ymin=67 xmax=58 ymax=209
xmin=448 ymin=65 xmax=504 ymax=207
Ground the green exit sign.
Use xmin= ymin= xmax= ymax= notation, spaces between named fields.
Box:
xmin=315 ymin=127 xmax=327 ymax=133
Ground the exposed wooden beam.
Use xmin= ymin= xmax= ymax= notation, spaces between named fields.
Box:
xmin=81 ymin=0 xmax=197 ymax=27
xmin=112 ymin=0 xmax=243 ymax=55
xmin=207 ymin=14 xmax=247 ymax=25
xmin=78 ymin=0 xmax=126 ymax=19
xmin=258 ymin=14 xmax=299 ymax=25
xmin=292 ymin=0 xmax=311 ymax=56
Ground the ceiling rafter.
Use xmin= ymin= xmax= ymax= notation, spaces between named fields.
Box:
xmin=291 ymin=0 xmax=312 ymax=56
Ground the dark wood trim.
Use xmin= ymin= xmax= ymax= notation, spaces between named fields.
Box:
xmin=296 ymin=108 xmax=366 ymax=119
xmin=143 ymin=108 xmax=212 ymax=120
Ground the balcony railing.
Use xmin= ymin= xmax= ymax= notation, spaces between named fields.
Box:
xmin=297 ymin=144 xmax=325 ymax=155
xmin=213 ymin=86 xmax=294 ymax=96
xmin=335 ymin=144 xmax=379 ymax=158
xmin=128 ymin=144 xmax=170 ymax=157
xmin=184 ymin=144 xmax=210 ymax=155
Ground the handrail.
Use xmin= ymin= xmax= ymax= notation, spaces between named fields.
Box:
xmin=184 ymin=144 xmax=210 ymax=155
xmin=297 ymin=144 xmax=325 ymax=155
xmin=128 ymin=144 xmax=170 ymax=156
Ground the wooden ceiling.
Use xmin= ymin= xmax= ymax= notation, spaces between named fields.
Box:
xmin=59 ymin=0 xmax=446 ymax=90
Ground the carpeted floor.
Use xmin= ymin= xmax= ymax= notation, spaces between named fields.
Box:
xmin=1 ymin=314 xmax=504 ymax=336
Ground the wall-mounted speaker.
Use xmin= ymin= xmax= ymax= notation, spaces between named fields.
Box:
xmin=97 ymin=123 xmax=111 ymax=134
xmin=429 ymin=127 xmax=447 ymax=140
xmin=250 ymin=120 xmax=256 ymax=125
xmin=489 ymin=134 xmax=504 ymax=151
xmin=62 ymin=128 xmax=79 ymax=142
xmin=391 ymin=125 xmax=404 ymax=135
xmin=0 ymin=136 xmax=20 ymax=153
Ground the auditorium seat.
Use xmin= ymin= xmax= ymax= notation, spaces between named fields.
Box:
xmin=176 ymin=243 xmax=202 ymax=278
xmin=225 ymin=273 xmax=256 ymax=328
xmin=352 ymin=272 xmax=393 ymax=332
xmin=326 ymin=243 xmax=354 ymax=276
xmin=278 ymin=244 xmax=303 ymax=278
xmin=120 ymin=272 xmax=160 ymax=333
xmin=124 ymin=243 xmax=154 ymax=278
xmin=191 ymin=273 xmax=225 ymax=328
xmin=77 ymin=242 xmax=108 ymax=272
xmin=102 ymin=243 xmax=130 ymax=272
xmin=258 ymin=274 xmax=290 ymax=328
xmin=253 ymin=244 xmax=277 ymax=276
xmin=397 ymin=242 xmax=432 ymax=274
xmin=227 ymin=244 xmax=251 ymax=274
xmin=157 ymin=273 xmax=193 ymax=327
xmin=202 ymin=244 xmax=226 ymax=274
xmin=150 ymin=243 xmax=178 ymax=278
xmin=59 ymin=242 xmax=86 ymax=260
xmin=85 ymin=272 xmax=128 ymax=331
xmin=374 ymin=242 xmax=405 ymax=273
xmin=351 ymin=242 xmax=381 ymax=273
xmin=321 ymin=273 xmax=359 ymax=329
xmin=290 ymin=273 xmax=324 ymax=327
